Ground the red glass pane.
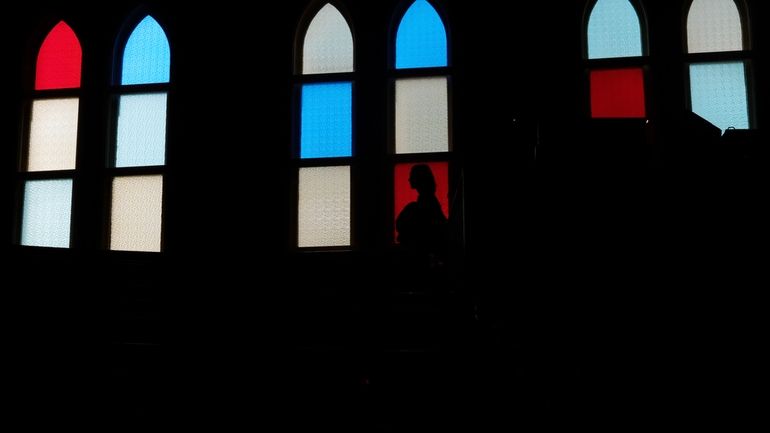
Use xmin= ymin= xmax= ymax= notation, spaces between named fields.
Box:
xmin=590 ymin=68 xmax=645 ymax=118
xmin=35 ymin=21 xmax=82 ymax=90
xmin=394 ymin=162 xmax=449 ymax=241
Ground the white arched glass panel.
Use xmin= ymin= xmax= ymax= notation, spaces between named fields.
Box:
xmin=587 ymin=0 xmax=643 ymax=59
xmin=303 ymin=4 xmax=354 ymax=74
xmin=687 ymin=0 xmax=743 ymax=53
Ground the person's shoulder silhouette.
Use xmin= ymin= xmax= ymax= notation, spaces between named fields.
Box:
xmin=396 ymin=164 xmax=448 ymax=265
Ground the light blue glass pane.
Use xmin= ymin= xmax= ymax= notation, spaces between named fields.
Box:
xmin=122 ymin=16 xmax=170 ymax=85
xmin=301 ymin=82 xmax=352 ymax=159
xmin=690 ymin=62 xmax=749 ymax=133
xmin=21 ymin=179 xmax=72 ymax=248
xmin=116 ymin=93 xmax=167 ymax=167
xmin=587 ymin=0 xmax=643 ymax=59
xmin=396 ymin=0 xmax=447 ymax=69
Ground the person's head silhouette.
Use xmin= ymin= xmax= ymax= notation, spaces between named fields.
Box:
xmin=409 ymin=164 xmax=436 ymax=197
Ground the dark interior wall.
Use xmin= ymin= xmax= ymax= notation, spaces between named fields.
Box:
xmin=3 ymin=0 xmax=765 ymax=428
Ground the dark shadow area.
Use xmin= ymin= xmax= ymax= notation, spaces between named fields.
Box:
xmin=3 ymin=0 xmax=765 ymax=429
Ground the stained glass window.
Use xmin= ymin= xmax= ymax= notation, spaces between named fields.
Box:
xmin=21 ymin=180 xmax=73 ymax=248
xmin=20 ymin=21 xmax=81 ymax=248
xmin=110 ymin=15 xmax=170 ymax=252
xmin=298 ymin=166 xmax=351 ymax=248
xmin=392 ymin=1 xmax=452 ymax=243
xmin=295 ymin=3 xmax=355 ymax=248
xmin=303 ymin=4 xmax=354 ymax=74
xmin=121 ymin=16 xmax=171 ymax=85
xmin=686 ymin=0 xmax=750 ymax=133
xmin=35 ymin=21 xmax=81 ymax=90
xmin=590 ymin=68 xmax=646 ymax=118
xmin=585 ymin=0 xmax=646 ymax=119
xmin=587 ymin=0 xmax=643 ymax=59
xmin=396 ymin=0 xmax=447 ymax=69
xmin=687 ymin=0 xmax=743 ymax=54
xmin=689 ymin=62 xmax=749 ymax=132
xmin=301 ymin=82 xmax=352 ymax=158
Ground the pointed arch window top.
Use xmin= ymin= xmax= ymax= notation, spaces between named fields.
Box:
xmin=687 ymin=0 xmax=743 ymax=53
xmin=587 ymin=0 xmax=643 ymax=59
xmin=396 ymin=0 xmax=447 ymax=69
xmin=121 ymin=16 xmax=170 ymax=85
xmin=35 ymin=21 xmax=82 ymax=90
xmin=302 ymin=4 xmax=354 ymax=74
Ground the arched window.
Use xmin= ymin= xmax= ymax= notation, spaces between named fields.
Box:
xmin=686 ymin=0 xmax=751 ymax=133
xmin=393 ymin=0 xmax=450 ymax=237
xmin=585 ymin=0 xmax=646 ymax=118
xmin=110 ymin=15 xmax=170 ymax=252
xmin=295 ymin=3 xmax=354 ymax=248
xmin=19 ymin=21 xmax=81 ymax=248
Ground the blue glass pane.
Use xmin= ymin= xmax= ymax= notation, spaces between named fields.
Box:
xmin=301 ymin=82 xmax=352 ymax=159
xmin=690 ymin=62 xmax=749 ymax=133
xmin=121 ymin=16 xmax=170 ymax=85
xmin=396 ymin=0 xmax=447 ymax=69
xmin=587 ymin=0 xmax=643 ymax=59
xmin=116 ymin=93 xmax=167 ymax=167
xmin=21 ymin=179 xmax=72 ymax=248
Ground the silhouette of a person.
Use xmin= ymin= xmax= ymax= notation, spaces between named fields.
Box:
xmin=396 ymin=164 xmax=448 ymax=269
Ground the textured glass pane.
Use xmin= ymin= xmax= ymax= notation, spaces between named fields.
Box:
xmin=27 ymin=98 xmax=79 ymax=172
xmin=36 ymin=21 xmax=81 ymax=90
xmin=396 ymin=0 xmax=447 ymax=69
xmin=587 ymin=0 xmax=643 ymax=59
xmin=110 ymin=176 xmax=163 ymax=252
xmin=301 ymin=82 xmax=352 ymax=158
xmin=116 ymin=93 xmax=167 ymax=167
xmin=122 ymin=16 xmax=171 ymax=85
xmin=395 ymin=77 xmax=448 ymax=154
xmin=687 ymin=0 xmax=743 ymax=53
xmin=590 ymin=68 xmax=646 ymax=118
xmin=394 ymin=162 xmax=449 ymax=240
xmin=690 ymin=62 xmax=749 ymax=133
xmin=21 ymin=179 xmax=72 ymax=248
xmin=303 ymin=3 xmax=353 ymax=74
xmin=298 ymin=166 xmax=350 ymax=248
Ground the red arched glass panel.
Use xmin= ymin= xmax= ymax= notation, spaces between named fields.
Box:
xmin=35 ymin=21 xmax=82 ymax=90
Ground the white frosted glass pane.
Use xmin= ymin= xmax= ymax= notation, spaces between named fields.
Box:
xmin=298 ymin=166 xmax=350 ymax=247
xmin=303 ymin=4 xmax=353 ymax=74
xmin=110 ymin=175 xmax=163 ymax=252
xmin=587 ymin=0 xmax=643 ymax=59
xmin=690 ymin=62 xmax=749 ymax=133
xmin=21 ymin=179 xmax=72 ymax=248
xmin=395 ymin=77 xmax=448 ymax=154
xmin=116 ymin=93 xmax=167 ymax=167
xmin=27 ymin=98 xmax=79 ymax=171
xmin=687 ymin=0 xmax=743 ymax=53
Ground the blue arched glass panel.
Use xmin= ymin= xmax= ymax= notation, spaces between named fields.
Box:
xmin=121 ymin=16 xmax=170 ymax=85
xmin=396 ymin=0 xmax=447 ymax=69
xmin=587 ymin=0 xmax=643 ymax=59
